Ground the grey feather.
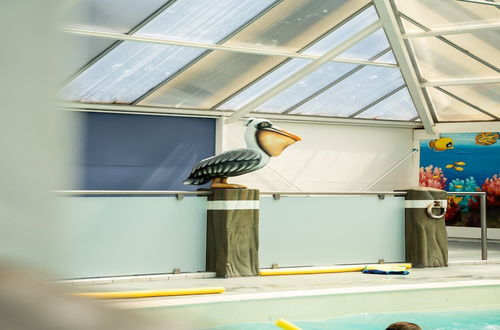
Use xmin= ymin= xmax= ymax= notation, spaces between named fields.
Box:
xmin=183 ymin=148 xmax=262 ymax=185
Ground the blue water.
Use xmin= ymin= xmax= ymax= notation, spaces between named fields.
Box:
xmin=420 ymin=133 xmax=500 ymax=190
xmin=215 ymin=310 xmax=500 ymax=329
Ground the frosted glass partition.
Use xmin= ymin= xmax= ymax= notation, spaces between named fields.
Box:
xmin=59 ymin=193 xmax=406 ymax=278
xmin=60 ymin=196 xmax=207 ymax=279
xmin=259 ymin=195 xmax=405 ymax=268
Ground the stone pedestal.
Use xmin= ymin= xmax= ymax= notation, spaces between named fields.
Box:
xmin=206 ymin=189 xmax=259 ymax=277
xmin=403 ymin=187 xmax=448 ymax=267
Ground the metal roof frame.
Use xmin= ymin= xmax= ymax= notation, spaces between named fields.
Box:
xmin=58 ymin=0 xmax=499 ymax=127
xmin=422 ymin=77 xmax=500 ymax=87
xmin=61 ymin=27 xmax=396 ymax=69
xmin=373 ymin=0 xmax=436 ymax=134
xmin=211 ymin=3 xmax=378 ymax=111
xmin=61 ymin=101 xmax=423 ymax=129
xmin=403 ymin=22 xmax=500 ymax=38
xmin=433 ymin=86 xmax=498 ymax=119
xmin=399 ymin=13 xmax=500 ymax=74
xmin=131 ymin=0 xmax=283 ymax=104
xmin=456 ymin=0 xmax=500 ymax=8
xmin=281 ymin=47 xmax=392 ymax=115
xmin=225 ymin=19 xmax=383 ymax=123
xmin=64 ymin=0 xmax=179 ymax=83
xmin=349 ymin=84 xmax=407 ymax=118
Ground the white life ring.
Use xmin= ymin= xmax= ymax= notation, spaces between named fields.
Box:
xmin=426 ymin=201 xmax=446 ymax=219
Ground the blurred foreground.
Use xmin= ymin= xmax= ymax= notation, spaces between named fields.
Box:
xmin=0 ymin=1 xmax=191 ymax=329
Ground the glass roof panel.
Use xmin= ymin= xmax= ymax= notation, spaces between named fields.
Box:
xmin=374 ymin=49 xmax=396 ymax=64
xmin=253 ymin=30 xmax=391 ymax=113
xmin=59 ymin=33 xmax=116 ymax=79
xmin=138 ymin=52 xmax=287 ymax=108
xmin=395 ymin=0 xmax=500 ymax=30
xmin=444 ymin=31 xmax=500 ymax=70
xmin=216 ymin=58 xmax=313 ymax=111
xmin=407 ymin=31 xmax=499 ymax=80
xmin=427 ymin=87 xmax=495 ymax=121
xmin=436 ymin=84 xmax=500 ymax=118
xmin=400 ymin=15 xmax=499 ymax=73
xmin=223 ymin=0 xmax=371 ymax=52
xmin=60 ymin=0 xmax=276 ymax=103
xmin=133 ymin=0 xmax=275 ymax=42
xmin=140 ymin=1 xmax=375 ymax=108
xmin=251 ymin=62 xmax=358 ymax=113
xmin=333 ymin=29 xmax=390 ymax=61
xmin=62 ymin=0 xmax=166 ymax=33
xmin=290 ymin=65 xmax=405 ymax=117
xmin=355 ymin=88 xmax=418 ymax=121
xmin=302 ymin=6 xmax=379 ymax=56
xmin=61 ymin=0 xmax=166 ymax=78
xmin=217 ymin=5 xmax=381 ymax=111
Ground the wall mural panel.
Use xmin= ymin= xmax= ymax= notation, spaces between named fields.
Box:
xmin=419 ymin=132 xmax=500 ymax=228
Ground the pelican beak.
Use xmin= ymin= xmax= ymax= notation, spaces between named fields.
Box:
xmin=257 ymin=125 xmax=301 ymax=157
xmin=266 ymin=125 xmax=302 ymax=142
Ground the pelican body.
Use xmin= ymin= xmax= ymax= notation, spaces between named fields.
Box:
xmin=183 ymin=118 xmax=301 ymax=189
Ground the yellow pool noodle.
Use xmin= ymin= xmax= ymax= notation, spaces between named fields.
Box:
xmin=74 ymin=287 xmax=225 ymax=299
xmin=260 ymin=263 xmax=412 ymax=276
xmin=275 ymin=318 xmax=302 ymax=330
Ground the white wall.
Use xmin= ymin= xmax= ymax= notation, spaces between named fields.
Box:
xmin=223 ymin=120 xmax=416 ymax=192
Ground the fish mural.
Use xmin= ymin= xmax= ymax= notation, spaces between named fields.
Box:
xmin=420 ymin=132 xmax=500 ymax=228
xmin=428 ymin=137 xmax=454 ymax=151
xmin=475 ymin=132 xmax=499 ymax=146
xmin=446 ymin=161 xmax=466 ymax=171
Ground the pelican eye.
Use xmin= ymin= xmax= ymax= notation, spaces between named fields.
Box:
xmin=257 ymin=122 xmax=272 ymax=129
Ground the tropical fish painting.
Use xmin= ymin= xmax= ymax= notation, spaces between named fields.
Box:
xmin=420 ymin=132 xmax=500 ymax=229
xmin=475 ymin=132 xmax=499 ymax=146
xmin=446 ymin=161 xmax=466 ymax=171
xmin=428 ymin=137 xmax=454 ymax=152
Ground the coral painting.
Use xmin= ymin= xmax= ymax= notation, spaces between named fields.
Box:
xmin=420 ymin=133 xmax=500 ymax=228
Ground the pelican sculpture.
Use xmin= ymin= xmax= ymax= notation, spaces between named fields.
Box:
xmin=183 ymin=118 xmax=301 ymax=189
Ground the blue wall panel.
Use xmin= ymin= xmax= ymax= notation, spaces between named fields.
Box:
xmin=81 ymin=113 xmax=215 ymax=190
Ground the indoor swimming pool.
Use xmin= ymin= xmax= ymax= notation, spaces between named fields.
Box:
xmin=214 ymin=309 xmax=500 ymax=329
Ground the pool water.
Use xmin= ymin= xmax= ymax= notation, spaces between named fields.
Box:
xmin=214 ymin=309 xmax=500 ymax=329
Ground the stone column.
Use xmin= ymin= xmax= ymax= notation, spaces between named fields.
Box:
xmin=403 ymin=187 xmax=448 ymax=267
xmin=206 ymin=189 xmax=259 ymax=277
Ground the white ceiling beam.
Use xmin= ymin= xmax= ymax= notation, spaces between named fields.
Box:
xmin=374 ymin=0 xmax=435 ymax=134
xmin=225 ymin=20 xmax=383 ymax=124
xmin=257 ymin=113 xmax=422 ymax=128
xmin=60 ymin=102 xmax=421 ymax=128
xmin=414 ymin=121 xmax=500 ymax=137
xmin=59 ymin=102 xmax=229 ymax=118
xmin=435 ymin=121 xmax=500 ymax=133
xmin=403 ymin=22 xmax=500 ymax=38
xmin=60 ymin=27 xmax=396 ymax=68
xmin=422 ymin=77 xmax=500 ymax=87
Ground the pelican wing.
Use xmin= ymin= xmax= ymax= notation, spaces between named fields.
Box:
xmin=184 ymin=148 xmax=262 ymax=185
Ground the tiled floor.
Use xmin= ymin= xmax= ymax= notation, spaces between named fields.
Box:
xmin=65 ymin=239 xmax=500 ymax=299
xmin=55 ymin=239 xmax=500 ymax=329
xmin=448 ymin=239 xmax=500 ymax=263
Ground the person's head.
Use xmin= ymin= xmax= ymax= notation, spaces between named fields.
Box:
xmin=386 ymin=321 xmax=422 ymax=330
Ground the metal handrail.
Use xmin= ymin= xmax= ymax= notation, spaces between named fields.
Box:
xmin=56 ymin=190 xmax=211 ymax=195
xmin=446 ymin=191 xmax=488 ymax=260
xmin=55 ymin=190 xmax=211 ymax=200
xmin=260 ymin=191 xmax=407 ymax=196
xmin=56 ymin=190 xmax=408 ymax=197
